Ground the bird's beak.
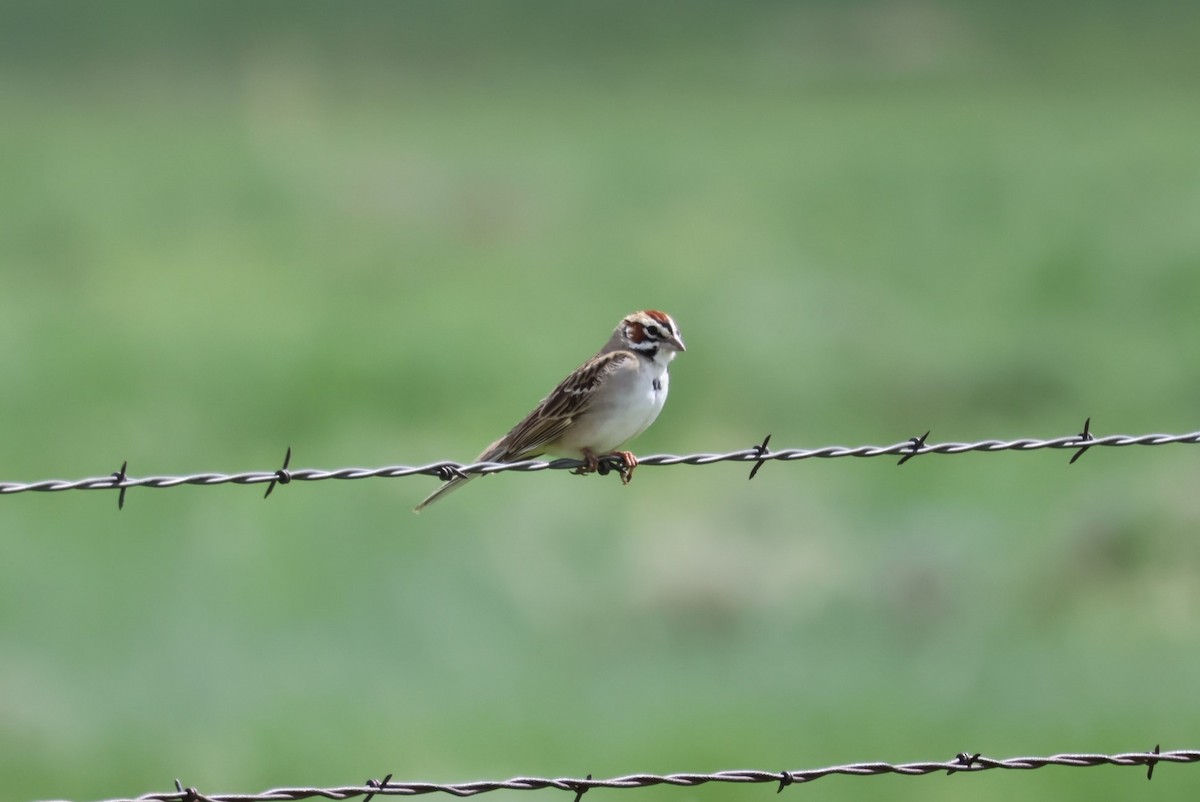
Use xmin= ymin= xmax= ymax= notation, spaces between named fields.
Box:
xmin=668 ymin=333 xmax=686 ymax=352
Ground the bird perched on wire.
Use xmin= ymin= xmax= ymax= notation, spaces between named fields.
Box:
xmin=414 ymin=310 xmax=686 ymax=512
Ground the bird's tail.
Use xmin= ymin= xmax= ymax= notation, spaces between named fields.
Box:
xmin=412 ymin=472 xmax=477 ymax=513
xmin=413 ymin=438 xmax=510 ymax=513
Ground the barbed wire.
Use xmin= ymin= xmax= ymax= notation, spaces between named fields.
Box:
xmin=2 ymin=423 xmax=1198 ymax=505
xmin=87 ymin=747 xmax=1195 ymax=802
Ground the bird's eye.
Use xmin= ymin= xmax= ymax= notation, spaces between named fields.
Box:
xmin=646 ymin=325 xmax=660 ymax=337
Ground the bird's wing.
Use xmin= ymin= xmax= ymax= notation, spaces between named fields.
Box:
xmin=481 ymin=350 xmax=636 ymax=461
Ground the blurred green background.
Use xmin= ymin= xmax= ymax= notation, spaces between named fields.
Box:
xmin=3 ymin=2 xmax=1199 ymax=800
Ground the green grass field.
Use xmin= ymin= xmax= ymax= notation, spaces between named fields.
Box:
xmin=3 ymin=3 xmax=1200 ymax=800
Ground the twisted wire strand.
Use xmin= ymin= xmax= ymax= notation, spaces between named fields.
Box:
xmin=2 ymin=430 xmax=1199 ymax=497
xmin=95 ymin=749 xmax=1198 ymax=802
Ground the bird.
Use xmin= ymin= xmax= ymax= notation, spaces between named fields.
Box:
xmin=414 ymin=310 xmax=686 ymax=512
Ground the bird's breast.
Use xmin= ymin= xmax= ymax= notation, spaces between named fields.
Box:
xmin=553 ymin=360 xmax=669 ymax=456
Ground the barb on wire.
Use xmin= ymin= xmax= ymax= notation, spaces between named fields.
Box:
xmin=361 ymin=773 xmax=392 ymax=802
xmin=947 ymin=752 xmax=981 ymax=775
xmin=897 ymin=430 xmax=930 ymax=466
xmin=571 ymin=773 xmax=592 ymax=802
xmin=3 ymin=427 xmax=1200 ymax=499
xmin=748 ymin=433 xmax=772 ymax=480
xmin=264 ymin=447 xmax=292 ymax=499
xmin=90 ymin=748 xmax=1199 ymax=802
xmin=1070 ymin=416 xmax=1095 ymax=464
xmin=112 ymin=460 xmax=129 ymax=510
xmin=172 ymin=780 xmax=202 ymax=802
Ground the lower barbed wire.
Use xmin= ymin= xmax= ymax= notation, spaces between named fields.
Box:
xmin=3 ymin=429 xmax=1199 ymax=497
xmin=93 ymin=748 xmax=1199 ymax=802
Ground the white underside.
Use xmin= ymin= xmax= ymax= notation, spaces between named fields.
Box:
xmin=551 ymin=353 xmax=671 ymax=458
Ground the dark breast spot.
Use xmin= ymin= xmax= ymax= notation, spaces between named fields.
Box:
xmin=652 ymin=378 xmax=662 ymax=392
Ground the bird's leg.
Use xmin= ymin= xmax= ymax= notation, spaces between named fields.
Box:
xmin=573 ymin=448 xmax=601 ymax=476
xmin=611 ymin=450 xmax=638 ymax=485
xmin=574 ymin=449 xmax=637 ymax=484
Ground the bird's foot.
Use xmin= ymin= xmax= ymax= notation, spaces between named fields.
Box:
xmin=572 ymin=449 xmax=602 ymax=476
xmin=572 ymin=449 xmax=636 ymax=483
xmin=612 ymin=450 xmax=638 ymax=484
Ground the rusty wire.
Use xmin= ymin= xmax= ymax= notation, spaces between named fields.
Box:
xmin=87 ymin=747 xmax=1195 ymax=802
xmin=1 ymin=425 xmax=1198 ymax=504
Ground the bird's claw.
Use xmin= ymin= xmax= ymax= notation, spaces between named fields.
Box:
xmin=612 ymin=450 xmax=638 ymax=484
xmin=572 ymin=450 xmax=637 ymax=484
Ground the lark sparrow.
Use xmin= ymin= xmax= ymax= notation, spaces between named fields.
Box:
xmin=414 ymin=310 xmax=686 ymax=512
